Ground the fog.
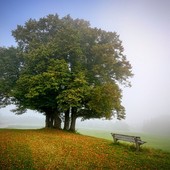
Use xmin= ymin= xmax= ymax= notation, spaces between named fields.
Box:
xmin=0 ymin=0 xmax=170 ymax=136
xmin=0 ymin=106 xmax=45 ymax=129
xmin=1 ymin=106 xmax=170 ymax=136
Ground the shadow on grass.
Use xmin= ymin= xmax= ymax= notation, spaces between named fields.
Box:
xmin=109 ymin=142 xmax=146 ymax=152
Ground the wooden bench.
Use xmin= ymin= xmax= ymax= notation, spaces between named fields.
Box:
xmin=111 ymin=133 xmax=146 ymax=151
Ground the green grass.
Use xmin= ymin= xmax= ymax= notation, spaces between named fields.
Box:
xmin=0 ymin=128 xmax=170 ymax=169
xmin=78 ymin=128 xmax=170 ymax=152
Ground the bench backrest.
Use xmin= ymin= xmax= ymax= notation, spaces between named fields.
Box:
xmin=111 ymin=133 xmax=142 ymax=143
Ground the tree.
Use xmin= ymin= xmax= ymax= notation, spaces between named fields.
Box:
xmin=1 ymin=14 xmax=133 ymax=131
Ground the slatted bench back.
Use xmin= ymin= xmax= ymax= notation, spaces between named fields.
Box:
xmin=114 ymin=134 xmax=139 ymax=143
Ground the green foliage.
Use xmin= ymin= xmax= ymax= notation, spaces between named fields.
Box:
xmin=0 ymin=47 xmax=21 ymax=108
xmin=1 ymin=14 xmax=133 ymax=129
xmin=57 ymin=71 xmax=90 ymax=111
xmin=13 ymin=59 xmax=71 ymax=114
xmin=87 ymin=82 xmax=125 ymax=119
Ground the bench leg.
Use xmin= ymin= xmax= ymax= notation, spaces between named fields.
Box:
xmin=111 ymin=134 xmax=118 ymax=143
xmin=114 ymin=138 xmax=118 ymax=143
xmin=135 ymin=142 xmax=140 ymax=151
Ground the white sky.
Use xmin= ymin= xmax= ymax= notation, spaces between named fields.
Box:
xmin=0 ymin=0 xmax=170 ymax=128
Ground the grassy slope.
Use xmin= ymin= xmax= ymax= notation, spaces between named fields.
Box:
xmin=0 ymin=129 xmax=170 ymax=170
xmin=78 ymin=128 xmax=170 ymax=152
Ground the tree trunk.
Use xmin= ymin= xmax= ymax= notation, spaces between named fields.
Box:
xmin=54 ymin=112 xmax=61 ymax=129
xmin=45 ymin=114 xmax=50 ymax=128
xmin=64 ymin=109 xmax=70 ymax=130
xmin=49 ymin=114 xmax=54 ymax=128
xmin=45 ymin=113 xmax=53 ymax=128
xmin=69 ymin=107 xmax=77 ymax=132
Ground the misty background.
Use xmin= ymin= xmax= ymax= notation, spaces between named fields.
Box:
xmin=0 ymin=0 xmax=170 ymax=136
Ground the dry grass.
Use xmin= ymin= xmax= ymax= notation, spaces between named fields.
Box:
xmin=0 ymin=128 xmax=170 ymax=169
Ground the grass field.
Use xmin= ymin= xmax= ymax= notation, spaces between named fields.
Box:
xmin=0 ymin=128 xmax=170 ymax=169
xmin=78 ymin=128 xmax=170 ymax=152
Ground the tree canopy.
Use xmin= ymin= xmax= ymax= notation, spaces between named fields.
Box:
xmin=0 ymin=14 xmax=133 ymax=131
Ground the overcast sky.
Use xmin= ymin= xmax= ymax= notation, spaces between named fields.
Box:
xmin=0 ymin=0 xmax=170 ymax=128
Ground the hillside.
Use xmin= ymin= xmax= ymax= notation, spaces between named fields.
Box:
xmin=0 ymin=129 xmax=170 ymax=169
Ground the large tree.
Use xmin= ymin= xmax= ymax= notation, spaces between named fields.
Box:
xmin=0 ymin=14 xmax=133 ymax=131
